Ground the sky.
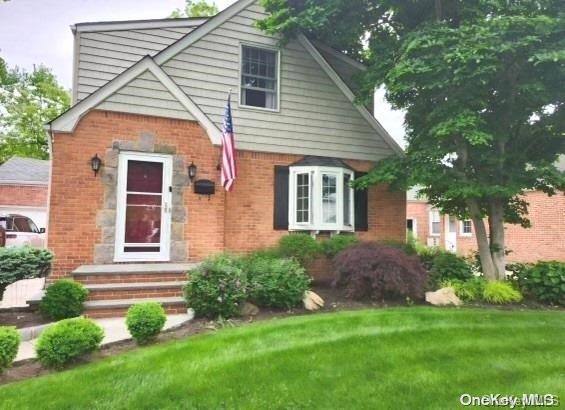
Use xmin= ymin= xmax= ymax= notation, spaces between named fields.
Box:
xmin=0 ymin=0 xmax=406 ymax=144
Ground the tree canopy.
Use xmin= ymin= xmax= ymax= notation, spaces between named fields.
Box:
xmin=0 ymin=57 xmax=70 ymax=163
xmin=258 ymin=0 xmax=564 ymax=279
xmin=170 ymin=0 xmax=219 ymax=18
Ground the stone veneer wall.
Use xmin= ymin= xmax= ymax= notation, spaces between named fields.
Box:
xmin=94 ymin=132 xmax=190 ymax=264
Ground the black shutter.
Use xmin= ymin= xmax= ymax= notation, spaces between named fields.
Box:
xmin=354 ymin=171 xmax=368 ymax=231
xmin=273 ymin=166 xmax=289 ymax=230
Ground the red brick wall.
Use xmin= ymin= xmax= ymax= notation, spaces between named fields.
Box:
xmin=224 ymin=151 xmax=406 ymax=252
xmin=505 ymin=192 xmax=565 ymax=262
xmin=49 ymin=110 xmax=406 ymax=277
xmin=407 ymin=195 xmax=565 ymax=263
xmin=49 ymin=110 xmax=224 ymax=278
xmin=0 ymin=184 xmax=48 ymax=207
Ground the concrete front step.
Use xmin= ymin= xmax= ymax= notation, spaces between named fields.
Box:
xmin=72 ymin=262 xmax=197 ymax=284
xmin=85 ymin=281 xmax=186 ymax=301
xmin=84 ymin=296 xmax=187 ymax=318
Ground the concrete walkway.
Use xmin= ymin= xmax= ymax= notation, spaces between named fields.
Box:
xmin=15 ymin=313 xmax=193 ymax=363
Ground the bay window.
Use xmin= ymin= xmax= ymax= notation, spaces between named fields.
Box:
xmin=289 ymin=166 xmax=355 ymax=231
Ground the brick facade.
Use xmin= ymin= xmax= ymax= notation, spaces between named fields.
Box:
xmin=0 ymin=184 xmax=48 ymax=208
xmin=48 ymin=110 xmax=406 ymax=278
xmin=407 ymin=194 xmax=565 ymax=263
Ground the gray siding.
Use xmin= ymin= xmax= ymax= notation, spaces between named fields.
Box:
xmin=96 ymin=70 xmax=195 ymax=121
xmin=159 ymin=2 xmax=394 ymax=160
xmin=76 ymin=26 xmax=196 ymax=102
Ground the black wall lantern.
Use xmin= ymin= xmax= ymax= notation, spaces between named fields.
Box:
xmin=188 ymin=162 xmax=197 ymax=181
xmin=90 ymin=154 xmax=102 ymax=177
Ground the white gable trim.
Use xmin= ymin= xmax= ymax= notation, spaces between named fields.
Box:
xmin=72 ymin=18 xmax=207 ymax=34
xmin=49 ymin=56 xmax=222 ymax=145
xmin=154 ymin=0 xmax=257 ymax=65
xmin=298 ymin=35 xmax=404 ymax=156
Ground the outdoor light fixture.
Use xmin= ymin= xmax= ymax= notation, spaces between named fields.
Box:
xmin=188 ymin=162 xmax=197 ymax=181
xmin=90 ymin=154 xmax=102 ymax=177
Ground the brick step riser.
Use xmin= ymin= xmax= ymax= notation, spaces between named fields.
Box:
xmin=87 ymin=288 xmax=184 ymax=301
xmin=74 ymin=273 xmax=187 ymax=284
xmin=85 ymin=304 xmax=187 ymax=319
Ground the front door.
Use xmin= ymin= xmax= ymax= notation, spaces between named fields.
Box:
xmin=445 ymin=215 xmax=457 ymax=253
xmin=114 ymin=152 xmax=172 ymax=262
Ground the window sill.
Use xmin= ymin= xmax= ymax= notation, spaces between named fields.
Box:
xmin=238 ymin=103 xmax=280 ymax=113
xmin=289 ymin=226 xmax=355 ymax=233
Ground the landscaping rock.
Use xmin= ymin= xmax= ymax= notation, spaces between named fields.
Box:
xmin=425 ymin=287 xmax=462 ymax=306
xmin=303 ymin=291 xmax=324 ymax=311
xmin=241 ymin=302 xmax=259 ymax=316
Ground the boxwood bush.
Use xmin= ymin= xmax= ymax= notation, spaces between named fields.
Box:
xmin=0 ymin=326 xmax=20 ymax=374
xmin=483 ymin=281 xmax=523 ymax=304
xmin=36 ymin=317 xmax=104 ymax=369
xmin=40 ymin=279 xmax=89 ymax=320
xmin=278 ymin=233 xmax=321 ymax=264
xmin=514 ymin=261 xmax=564 ymax=305
xmin=333 ymin=242 xmax=428 ymax=300
xmin=0 ymin=246 xmax=53 ymax=300
xmin=246 ymin=255 xmax=311 ymax=309
xmin=184 ymin=254 xmax=247 ymax=319
xmin=126 ymin=302 xmax=167 ymax=344
xmin=320 ymin=234 xmax=359 ymax=258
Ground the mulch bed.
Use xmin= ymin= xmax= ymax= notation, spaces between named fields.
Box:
xmin=0 ymin=285 xmax=560 ymax=386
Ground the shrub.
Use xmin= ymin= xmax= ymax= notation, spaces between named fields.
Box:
xmin=36 ymin=317 xmax=104 ymax=369
xmin=381 ymin=239 xmax=418 ymax=256
xmin=483 ymin=281 xmax=523 ymax=304
xmin=439 ymin=277 xmax=486 ymax=302
xmin=126 ymin=302 xmax=166 ymax=344
xmin=428 ymin=252 xmax=474 ymax=286
xmin=0 ymin=247 xmax=53 ymax=300
xmin=515 ymin=261 xmax=564 ymax=305
xmin=320 ymin=234 xmax=359 ymax=258
xmin=278 ymin=234 xmax=321 ymax=264
xmin=0 ymin=327 xmax=20 ymax=373
xmin=40 ymin=279 xmax=89 ymax=320
xmin=246 ymin=255 xmax=311 ymax=309
xmin=333 ymin=242 xmax=428 ymax=300
xmin=184 ymin=254 xmax=247 ymax=319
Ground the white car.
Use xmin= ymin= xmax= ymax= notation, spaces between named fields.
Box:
xmin=0 ymin=214 xmax=46 ymax=248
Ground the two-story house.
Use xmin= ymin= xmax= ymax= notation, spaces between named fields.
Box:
xmin=44 ymin=0 xmax=405 ymax=316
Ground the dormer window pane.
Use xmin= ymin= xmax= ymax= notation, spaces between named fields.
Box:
xmin=241 ymin=45 xmax=278 ymax=110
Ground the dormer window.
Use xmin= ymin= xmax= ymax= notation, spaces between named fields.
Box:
xmin=288 ymin=158 xmax=355 ymax=232
xmin=240 ymin=45 xmax=279 ymax=110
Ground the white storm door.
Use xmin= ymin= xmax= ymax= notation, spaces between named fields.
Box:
xmin=114 ymin=152 xmax=172 ymax=262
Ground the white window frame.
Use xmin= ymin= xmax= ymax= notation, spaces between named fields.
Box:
xmin=288 ymin=166 xmax=354 ymax=232
xmin=238 ymin=43 xmax=281 ymax=112
xmin=429 ymin=208 xmax=441 ymax=236
xmin=460 ymin=219 xmax=473 ymax=236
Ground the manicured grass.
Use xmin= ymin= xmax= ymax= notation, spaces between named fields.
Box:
xmin=1 ymin=308 xmax=564 ymax=409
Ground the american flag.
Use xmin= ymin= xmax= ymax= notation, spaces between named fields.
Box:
xmin=221 ymin=93 xmax=237 ymax=191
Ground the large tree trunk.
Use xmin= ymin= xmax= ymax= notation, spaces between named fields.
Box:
xmin=488 ymin=199 xmax=506 ymax=280
xmin=468 ymin=199 xmax=497 ymax=280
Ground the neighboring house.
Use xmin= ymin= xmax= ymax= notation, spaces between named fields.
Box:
xmin=0 ymin=157 xmax=49 ymax=230
xmin=406 ymin=161 xmax=565 ymax=262
xmin=43 ymin=0 xmax=405 ymax=316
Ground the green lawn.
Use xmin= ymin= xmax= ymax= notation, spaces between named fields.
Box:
xmin=1 ymin=308 xmax=564 ymax=409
